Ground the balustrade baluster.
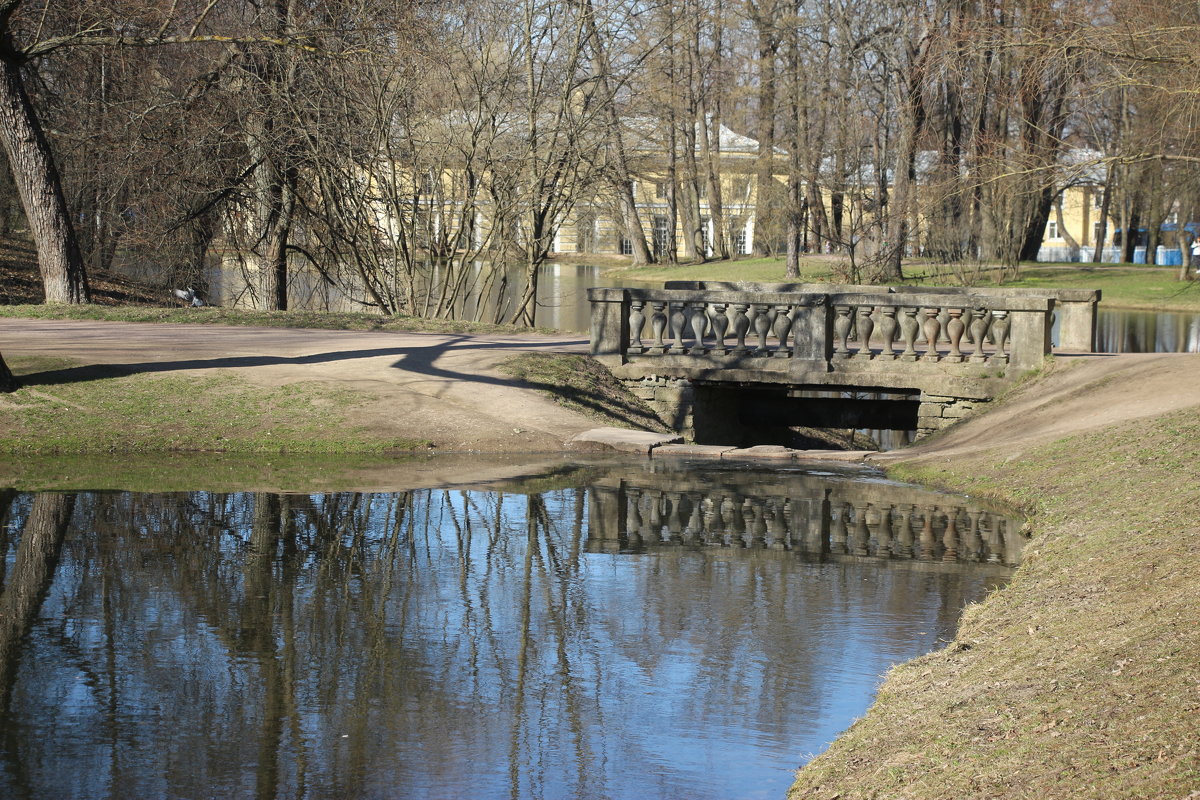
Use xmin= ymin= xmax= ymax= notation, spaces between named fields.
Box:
xmin=700 ymin=497 xmax=717 ymax=545
xmin=878 ymin=306 xmax=898 ymax=358
xmin=856 ymin=307 xmax=875 ymax=358
xmin=647 ymin=491 xmax=664 ymax=538
xmin=749 ymin=499 xmax=766 ymax=548
xmin=945 ymin=309 xmax=965 ymax=362
xmin=772 ymin=305 xmax=793 ymax=357
xmin=922 ymin=309 xmax=942 ymax=361
xmin=942 ymin=508 xmax=960 ymax=561
xmin=899 ymin=308 xmax=920 ymax=361
xmin=851 ymin=504 xmax=870 ymax=555
xmin=670 ymin=303 xmax=687 ymax=352
xmin=628 ymin=299 xmax=646 ymax=354
xmin=830 ymin=503 xmax=850 ymax=553
xmin=625 ymin=488 xmax=643 ymax=545
xmin=984 ymin=515 xmax=1003 ymax=562
xmin=918 ymin=505 xmax=937 ymax=560
xmin=833 ymin=305 xmax=853 ymax=358
xmin=688 ymin=302 xmax=708 ymax=354
xmin=650 ymin=302 xmax=668 ymax=353
xmin=895 ymin=504 xmax=915 ymax=558
xmin=732 ymin=304 xmax=751 ymax=352
xmin=666 ymin=492 xmax=684 ymax=542
xmin=969 ymin=308 xmax=990 ymax=362
xmin=965 ymin=510 xmax=984 ymax=561
xmin=873 ymin=504 xmax=893 ymax=557
xmin=684 ymin=495 xmax=702 ymax=542
xmin=991 ymin=311 xmax=1010 ymax=363
xmin=710 ymin=304 xmax=729 ymax=355
xmin=753 ymin=304 xmax=772 ymax=354
xmin=766 ymin=500 xmax=787 ymax=548
xmin=936 ymin=308 xmax=951 ymax=342
xmin=720 ymin=495 xmax=737 ymax=546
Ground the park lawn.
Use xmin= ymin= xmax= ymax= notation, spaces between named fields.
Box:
xmin=987 ymin=265 xmax=1200 ymax=311
xmin=0 ymin=355 xmax=427 ymax=455
xmin=607 ymin=256 xmax=1199 ymax=312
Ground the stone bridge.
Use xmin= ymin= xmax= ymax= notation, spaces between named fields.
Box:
xmin=588 ymin=281 xmax=1099 ymax=442
xmin=584 ymin=468 xmax=1025 ymax=570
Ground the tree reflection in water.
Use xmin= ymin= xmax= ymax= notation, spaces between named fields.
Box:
xmin=0 ymin=473 xmax=1019 ymax=800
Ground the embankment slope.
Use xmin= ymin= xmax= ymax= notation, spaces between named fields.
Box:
xmin=792 ymin=353 xmax=1200 ymax=799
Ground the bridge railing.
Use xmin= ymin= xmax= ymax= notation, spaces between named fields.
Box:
xmin=589 ymin=286 xmax=1055 ymax=374
xmin=663 ymin=280 xmax=1099 ymax=352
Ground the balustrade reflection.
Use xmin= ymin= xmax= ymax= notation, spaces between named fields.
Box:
xmin=596 ymin=484 xmax=1024 ymax=567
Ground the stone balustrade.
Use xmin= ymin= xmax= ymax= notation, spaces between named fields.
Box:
xmin=663 ymin=280 xmax=1100 ymax=352
xmin=590 ymin=286 xmax=1055 ymax=378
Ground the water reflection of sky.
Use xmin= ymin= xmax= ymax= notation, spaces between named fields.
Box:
xmin=0 ymin=477 xmax=1014 ymax=800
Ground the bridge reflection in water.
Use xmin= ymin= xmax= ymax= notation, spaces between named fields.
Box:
xmin=588 ymin=468 xmax=1025 ymax=569
xmin=0 ymin=463 xmax=1024 ymax=800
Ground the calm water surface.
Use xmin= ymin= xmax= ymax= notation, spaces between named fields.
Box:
xmin=0 ymin=461 xmax=1021 ymax=800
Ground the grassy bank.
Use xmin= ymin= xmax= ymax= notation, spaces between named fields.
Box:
xmin=0 ymin=355 xmax=427 ymax=455
xmin=789 ymin=405 xmax=1200 ymax=799
xmin=0 ymin=303 xmax=557 ymax=335
xmin=610 ymin=257 xmax=1200 ymax=312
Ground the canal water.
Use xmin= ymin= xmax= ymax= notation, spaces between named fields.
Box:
xmin=0 ymin=459 xmax=1021 ymax=800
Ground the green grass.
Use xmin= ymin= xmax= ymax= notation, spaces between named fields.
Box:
xmin=0 ymin=355 xmax=427 ymax=455
xmin=983 ymin=265 xmax=1200 ymax=311
xmin=789 ymin=404 xmax=1200 ymax=800
xmin=0 ymin=303 xmax=558 ymax=334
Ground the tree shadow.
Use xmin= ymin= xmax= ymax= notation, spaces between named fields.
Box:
xmin=14 ymin=333 xmax=648 ymax=427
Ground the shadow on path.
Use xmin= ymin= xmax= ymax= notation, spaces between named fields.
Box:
xmin=14 ymin=334 xmax=644 ymax=426
xmin=20 ymin=336 xmax=588 ymax=390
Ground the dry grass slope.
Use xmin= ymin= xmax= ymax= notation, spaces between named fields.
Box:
xmin=789 ymin=406 xmax=1200 ymax=799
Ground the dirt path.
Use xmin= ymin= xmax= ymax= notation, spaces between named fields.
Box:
xmin=871 ymin=351 xmax=1200 ymax=468
xmin=0 ymin=317 xmax=597 ymax=452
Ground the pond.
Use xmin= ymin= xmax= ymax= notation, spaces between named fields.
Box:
xmin=0 ymin=458 xmax=1022 ymax=800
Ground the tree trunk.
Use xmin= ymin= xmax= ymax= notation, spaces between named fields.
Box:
xmin=0 ymin=492 xmax=75 ymax=715
xmin=0 ymin=55 xmax=89 ymax=304
xmin=1092 ymin=181 xmax=1113 ymax=263
xmin=753 ymin=34 xmax=777 ymax=257
xmin=1018 ymin=185 xmax=1056 ymax=263
xmin=1054 ymin=195 xmax=1080 ymax=259
xmin=0 ymin=350 xmax=17 ymax=392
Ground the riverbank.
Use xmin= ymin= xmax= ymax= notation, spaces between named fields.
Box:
xmin=0 ymin=317 xmax=652 ymax=459
xmin=789 ymin=354 xmax=1200 ymax=799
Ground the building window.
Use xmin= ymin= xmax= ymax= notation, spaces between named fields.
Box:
xmin=652 ymin=215 xmax=671 ymax=257
xmin=1093 ymin=189 xmax=1104 ymax=210
xmin=1093 ymin=221 xmax=1104 ymax=245
xmin=700 ymin=217 xmax=710 ymax=255
xmin=655 ymin=182 xmax=668 ymax=200
xmin=419 ymin=171 xmax=436 ymax=196
xmin=732 ymin=221 xmax=749 ymax=255
xmin=620 ymin=237 xmax=633 ymax=256
xmin=1047 ymin=220 xmax=1059 ymax=240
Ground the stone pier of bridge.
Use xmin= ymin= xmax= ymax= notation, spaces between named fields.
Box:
xmin=588 ymin=281 xmax=1099 ymax=443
